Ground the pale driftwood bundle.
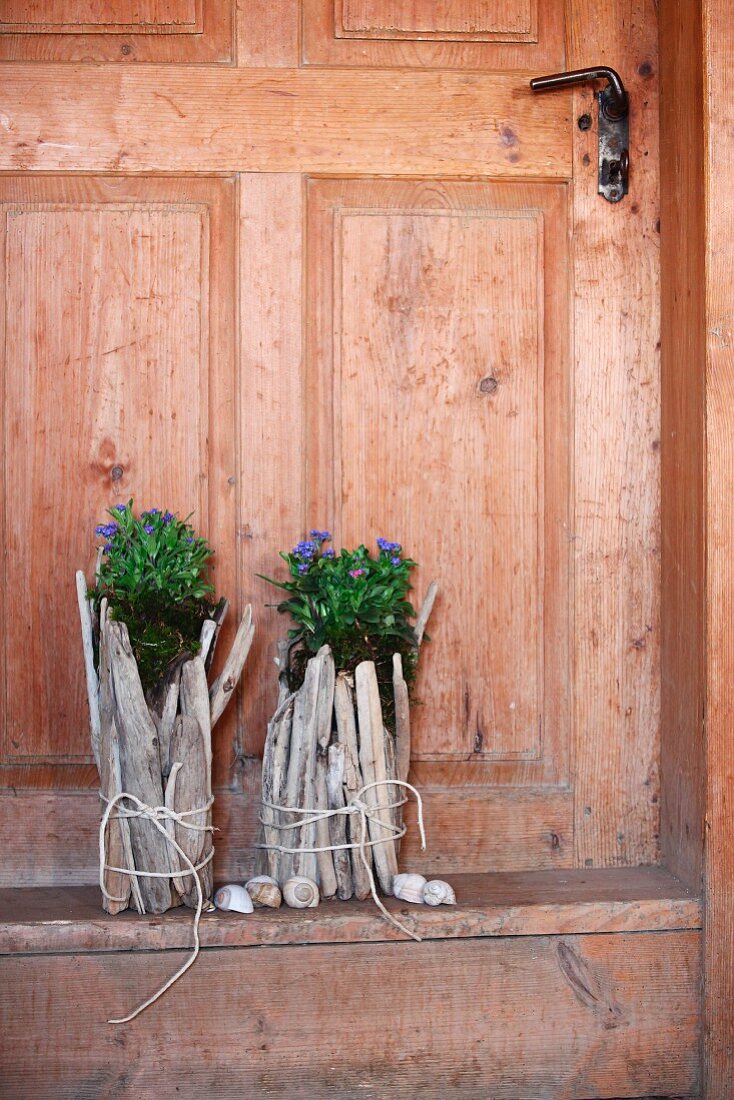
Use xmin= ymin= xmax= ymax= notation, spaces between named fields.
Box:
xmin=261 ymin=579 xmax=437 ymax=900
xmin=76 ymin=570 xmax=253 ymax=916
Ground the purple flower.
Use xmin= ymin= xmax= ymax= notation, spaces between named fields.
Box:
xmin=95 ymin=524 xmax=106 ymax=536
xmin=349 ymin=568 xmax=366 ymax=578
xmin=103 ymin=543 xmax=113 ymax=553
xmin=163 ymin=511 xmax=174 ymax=524
xmin=297 ymin=563 xmax=310 ymax=574
xmin=292 ymin=539 xmax=317 ymax=559
xmin=144 ymin=524 xmax=155 ymax=535
xmin=391 ymin=556 xmax=401 ymax=566
xmin=377 ymin=537 xmax=401 ymax=554
xmin=185 ymin=537 xmax=194 ymax=544
xmin=309 ymin=529 xmax=332 ymax=542
xmin=113 ymin=504 xmax=127 ymax=514
xmin=96 ymin=522 xmax=119 ymax=538
xmin=322 ymin=548 xmax=335 ymax=559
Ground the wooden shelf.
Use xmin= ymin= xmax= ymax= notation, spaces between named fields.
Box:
xmin=0 ymin=866 xmax=701 ymax=956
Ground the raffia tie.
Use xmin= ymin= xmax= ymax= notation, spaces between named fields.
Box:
xmin=258 ymin=779 xmax=427 ymax=942
xmin=99 ymin=790 xmax=215 ymax=1025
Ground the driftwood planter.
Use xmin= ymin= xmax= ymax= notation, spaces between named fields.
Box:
xmin=260 ymin=583 xmax=437 ymax=900
xmin=76 ymin=572 xmax=254 ymax=915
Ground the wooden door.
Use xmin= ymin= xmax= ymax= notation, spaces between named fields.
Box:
xmin=0 ymin=0 xmax=660 ymax=884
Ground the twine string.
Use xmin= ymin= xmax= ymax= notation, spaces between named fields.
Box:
xmin=258 ymin=779 xmax=427 ymax=942
xmin=99 ymin=790 xmax=215 ymax=1025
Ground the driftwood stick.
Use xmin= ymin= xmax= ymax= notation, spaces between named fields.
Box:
xmin=392 ymin=653 xmax=411 ymax=786
xmin=108 ymin=621 xmax=172 ymax=914
xmin=355 ymin=660 xmax=399 ymax=895
xmin=199 ymin=619 xmax=217 ymax=667
xmin=275 ymin=639 xmax=291 ymax=709
xmin=204 ymin=598 xmax=229 ymax=672
xmin=164 ymin=761 xmax=184 ymax=897
xmin=334 ymin=672 xmax=372 ymax=900
xmin=414 ymin=580 xmax=439 ymax=647
xmin=179 ymin=657 xmax=213 ymax=901
xmin=315 ymin=754 xmax=337 ymax=898
xmin=284 ymin=647 xmax=328 ymax=882
xmin=261 ymin=692 xmax=295 ymax=880
xmin=76 ymin=570 xmax=100 ymax=770
xmin=327 ymin=742 xmax=353 ymax=901
xmin=209 ymin=605 xmax=254 ymax=726
xmin=169 ymin=714 xmax=210 ymax=907
xmin=97 ymin=618 xmax=133 ymax=915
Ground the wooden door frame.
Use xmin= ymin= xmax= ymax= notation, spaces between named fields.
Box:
xmin=661 ymin=0 xmax=734 ymax=1092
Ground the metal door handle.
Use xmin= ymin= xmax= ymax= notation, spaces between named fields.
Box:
xmin=530 ymin=67 xmax=629 ymax=120
xmin=530 ymin=66 xmax=630 ymax=203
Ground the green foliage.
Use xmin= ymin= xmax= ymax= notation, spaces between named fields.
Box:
xmin=89 ymin=501 xmax=223 ymax=692
xmin=259 ymin=531 xmax=421 ymax=723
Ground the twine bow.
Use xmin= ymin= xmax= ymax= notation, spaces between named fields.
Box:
xmin=99 ymin=790 xmax=214 ymax=1025
xmin=259 ymin=779 xmax=427 ymax=941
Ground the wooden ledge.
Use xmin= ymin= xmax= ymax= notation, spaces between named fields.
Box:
xmin=0 ymin=867 xmax=700 ymax=956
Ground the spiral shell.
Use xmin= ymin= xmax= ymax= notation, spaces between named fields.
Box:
xmin=214 ymin=884 xmax=254 ymax=914
xmin=392 ymin=873 xmax=427 ymax=905
xmin=282 ymin=876 xmax=319 ymax=909
xmin=245 ymin=875 xmax=282 ymax=909
xmin=422 ymin=879 xmax=456 ymax=907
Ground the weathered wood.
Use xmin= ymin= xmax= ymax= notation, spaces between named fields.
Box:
xmin=97 ymin=619 xmax=133 ymax=915
xmin=209 ymin=605 xmax=254 ymax=726
xmin=283 ymin=649 xmax=329 ymax=883
xmin=392 ymin=653 xmax=410 ymax=786
xmin=0 ymin=931 xmax=701 ymax=1098
xmin=326 ymin=742 xmax=353 ymax=902
xmin=315 ymin=754 xmax=337 ymax=899
xmin=355 ymin=661 xmax=399 ymax=895
xmin=334 ymin=673 xmax=372 ymax=900
xmin=260 ymin=694 xmax=295 ymax=882
xmin=198 ymin=618 xmax=216 ymax=667
xmin=0 ymin=66 xmax=572 ymax=178
xmin=0 ymin=869 xmax=703 ymax=956
xmin=107 ymin=621 xmax=171 ymax=914
xmin=413 ymin=580 xmax=438 ymax=648
xmin=180 ymin=657 xmax=212 ymax=791
xmin=75 ymin=570 xmax=100 ymax=770
xmin=168 ymin=713 xmax=210 ymax=906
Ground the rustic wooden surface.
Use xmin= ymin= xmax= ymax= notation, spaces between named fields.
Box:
xmin=703 ymin=0 xmax=734 ymax=1093
xmin=0 ymin=930 xmax=701 ymax=1098
xmin=0 ymin=0 xmax=231 ymax=62
xmin=0 ymin=868 xmax=701 ymax=956
xmin=658 ymin=1 xmax=706 ymax=893
xmin=568 ymin=0 xmax=662 ymax=869
xmin=0 ymin=65 xmax=572 ymax=178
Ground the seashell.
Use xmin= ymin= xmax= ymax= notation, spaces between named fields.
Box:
xmin=245 ymin=875 xmax=282 ymax=909
xmin=392 ymin=873 xmax=427 ymax=905
xmin=214 ymin=884 xmax=254 ymax=914
xmin=282 ymin=876 xmax=319 ymax=909
xmin=422 ymin=879 xmax=457 ymax=907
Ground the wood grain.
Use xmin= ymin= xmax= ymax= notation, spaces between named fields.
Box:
xmin=303 ymin=0 xmax=564 ymax=69
xmin=0 ymin=931 xmax=701 ymax=1098
xmin=0 ymin=175 xmax=237 ymax=788
xmin=307 ymin=177 xmax=571 ymax=788
xmin=568 ymin=0 xmax=662 ymax=868
xmin=0 ymin=868 xmax=701 ymax=955
xmin=0 ymin=0 xmax=231 ymax=62
xmin=0 ymin=65 xmax=572 ymax=178
xmin=703 ymin=0 xmax=734 ymax=1092
xmin=236 ymin=0 xmax=299 ymax=65
xmin=658 ymin=0 xmax=706 ymax=892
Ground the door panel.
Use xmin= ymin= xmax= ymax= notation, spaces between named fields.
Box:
xmin=304 ymin=0 xmax=565 ymax=67
xmin=0 ymin=176 xmax=237 ymax=788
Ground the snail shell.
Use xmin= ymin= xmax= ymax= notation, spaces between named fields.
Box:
xmin=392 ymin=873 xmax=427 ymax=905
xmin=422 ymin=879 xmax=457 ymax=907
xmin=282 ymin=876 xmax=319 ymax=909
xmin=245 ymin=875 xmax=282 ymax=909
xmin=214 ymin=884 xmax=254 ymax=914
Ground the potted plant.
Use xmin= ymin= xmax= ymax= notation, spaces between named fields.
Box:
xmin=76 ymin=501 xmax=254 ymax=916
xmin=258 ymin=531 xmax=437 ymax=901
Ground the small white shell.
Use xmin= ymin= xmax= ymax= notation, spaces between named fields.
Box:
xmin=282 ymin=876 xmax=319 ymax=909
xmin=214 ymin=884 xmax=254 ymax=914
xmin=392 ymin=873 xmax=427 ymax=905
xmin=422 ymin=879 xmax=457 ymax=907
xmin=245 ymin=875 xmax=282 ymax=909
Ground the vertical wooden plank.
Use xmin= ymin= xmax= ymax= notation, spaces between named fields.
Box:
xmin=658 ymin=0 xmax=705 ymax=891
xmin=236 ymin=0 xmax=300 ymax=64
xmin=238 ymin=174 xmax=304 ymax=761
xmin=568 ymin=0 xmax=661 ymax=867
xmin=704 ymin=0 xmax=734 ymax=1092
